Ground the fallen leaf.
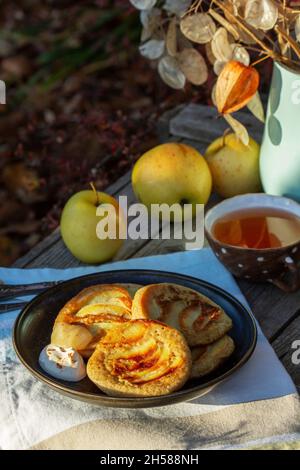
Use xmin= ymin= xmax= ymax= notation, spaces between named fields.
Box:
xmin=2 ymin=163 xmax=40 ymax=193
xmin=0 ymin=220 xmax=40 ymax=236
xmin=2 ymin=56 xmax=32 ymax=79
xmin=215 ymin=60 xmax=260 ymax=114
xmin=1 ymin=163 xmax=46 ymax=204
xmin=0 ymin=199 xmax=25 ymax=226
xmin=0 ymin=235 xmax=20 ymax=266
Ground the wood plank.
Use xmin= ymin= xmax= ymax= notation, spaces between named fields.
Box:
xmin=238 ymin=280 xmax=300 ymax=340
xmin=272 ymin=313 xmax=300 ymax=357
xmin=105 ymin=170 xmax=132 ymax=196
xmin=271 ymin=315 xmax=300 ymax=392
xmin=156 ymin=105 xmax=184 ymax=142
xmin=133 ymin=238 xmax=186 ymax=259
xmin=13 ymin=228 xmax=61 ymax=268
xmin=169 ymin=103 xmax=264 ymax=144
xmin=20 ymin=235 xmax=82 ymax=269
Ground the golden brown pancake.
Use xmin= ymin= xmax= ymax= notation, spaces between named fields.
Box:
xmin=191 ymin=335 xmax=235 ymax=378
xmin=132 ymin=283 xmax=232 ymax=347
xmin=51 ymin=283 xmax=144 ymax=357
xmin=87 ymin=319 xmax=192 ymax=397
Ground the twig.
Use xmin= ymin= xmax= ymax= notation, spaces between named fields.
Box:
xmin=276 ymin=24 xmax=300 ymax=59
xmin=210 ymin=0 xmax=299 ymax=69
xmin=208 ymin=8 xmax=240 ymax=40
xmin=180 ymin=0 xmax=300 ymax=70
xmin=252 ymin=54 xmax=271 ymax=67
xmin=276 ymin=1 xmax=300 ymax=17
xmin=210 ymin=0 xmax=276 ymax=58
xmin=183 ymin=0 xmax=203 ymax=18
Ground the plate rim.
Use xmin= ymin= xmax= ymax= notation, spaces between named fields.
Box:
xmin=13 ymin=269 xmax=258 ymax=407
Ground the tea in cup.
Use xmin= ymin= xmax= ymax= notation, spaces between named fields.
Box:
xmin=205 ymin=194 xmax=300 ymax=292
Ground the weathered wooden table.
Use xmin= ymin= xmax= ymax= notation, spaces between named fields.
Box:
xmin=13 ymin=104 xmax=300 ymax=392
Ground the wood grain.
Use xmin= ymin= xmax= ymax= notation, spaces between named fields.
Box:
xmin=169 ymin=103 xmax=264 ymax=144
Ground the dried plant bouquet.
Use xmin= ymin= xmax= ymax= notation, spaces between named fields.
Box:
xmin=130 ymin=0 xmax=300 ymax=144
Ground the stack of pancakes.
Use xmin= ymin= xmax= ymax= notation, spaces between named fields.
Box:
xmin=51 ymin=283 xmax=234 ymax=397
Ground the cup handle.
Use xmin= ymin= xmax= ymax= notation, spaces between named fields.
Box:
xmin=271 ymin=258 xmax=300 ymax=293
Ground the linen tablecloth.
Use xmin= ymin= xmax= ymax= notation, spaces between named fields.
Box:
xmin=0 ymin=249 xmax=299 ymax=450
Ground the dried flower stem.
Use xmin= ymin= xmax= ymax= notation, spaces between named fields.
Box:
xmin=208 ymin=8 xmax=239 ymax=40
xmin=276 ymin=1 xmax=300 ymax=17
xmin=210 ymin=0 xmax=299 ymax=69
xmin=275 ymin=24 xmax=300 ymax=60
xmin=252 ymin=54 xmax=271 ymax=67
xmin=184 ymin=0 xmax=203 ymax=17
xmin=211 ymin=0 xmax=275 ymax=57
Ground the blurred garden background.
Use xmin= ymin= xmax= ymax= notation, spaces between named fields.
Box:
xmin=0 ymin=0 xmax=274 ymax=266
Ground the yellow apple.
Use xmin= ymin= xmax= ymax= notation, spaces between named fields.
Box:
xmin=60 ymin=190 xmax=123 ymax=264
xmin=205 ymin=133 xmax=262 ymax=198
xmin=132 ymin=143 xmax=212 ymax=216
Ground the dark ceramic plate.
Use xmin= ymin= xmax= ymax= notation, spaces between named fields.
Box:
xmin=13 ymin=270 xmax=257 ymax=408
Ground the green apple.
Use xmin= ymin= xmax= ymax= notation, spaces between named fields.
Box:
xmin=205 ymin=133 xmax=262 ymax=198
xmin=60 ymin=190 xmax=123 ymax=264
xmin=132 ymin=143 xmax=212 ymax=218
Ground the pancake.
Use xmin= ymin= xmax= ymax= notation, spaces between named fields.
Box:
xmin=51 ymin=283 xmax=144 ymax=357
xmin=191 ymin=335 xmax=235 ymax=378
xmin=132 ymin=283 xmax=232 ymax=346
xmin=87 ymin=319 xmax=192 ymax=397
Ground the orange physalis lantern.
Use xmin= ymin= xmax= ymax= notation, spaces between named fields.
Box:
xmin=216 ymin=60 xmax=260 ymax=114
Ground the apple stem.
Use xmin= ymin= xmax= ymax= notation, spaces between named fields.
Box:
xmin=89 ymin=181 xmax=100 ymax=206
xmin=222 ymin=128 xmax=231 ymax=148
